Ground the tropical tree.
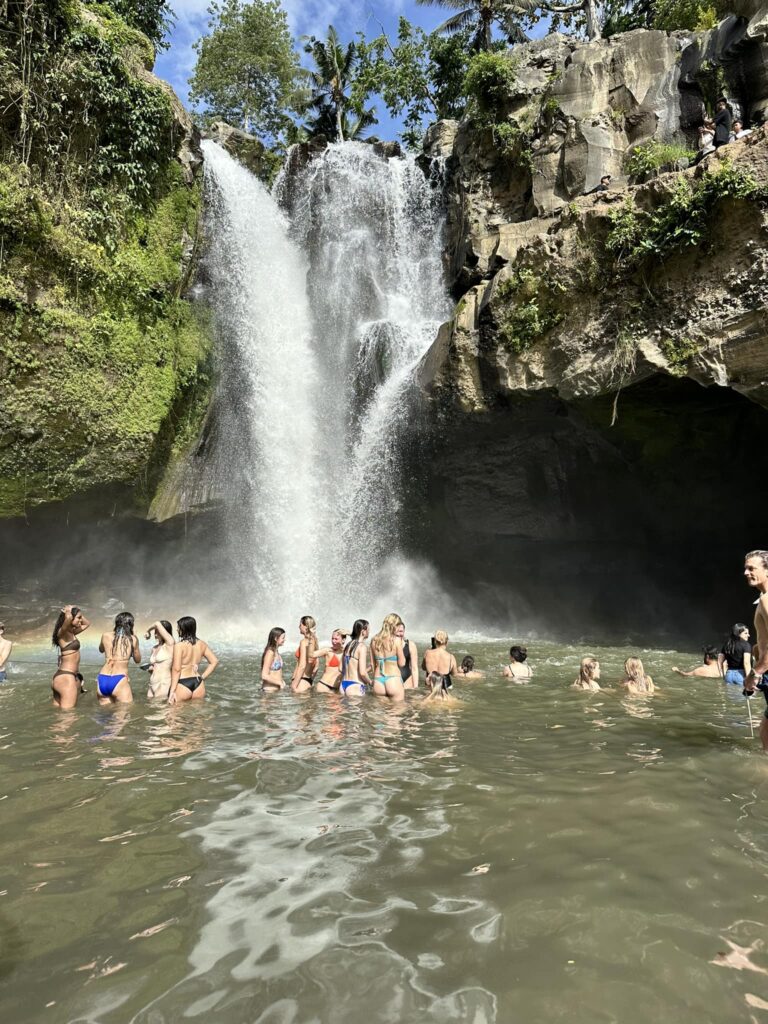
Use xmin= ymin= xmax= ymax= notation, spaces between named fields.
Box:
xmin=189 ymin=0 xmax=301 ymax=144
xmin=415 ymin=0 xmax=528 ymax=52
xmin=300 ymin=26 xmax=375 ymax=142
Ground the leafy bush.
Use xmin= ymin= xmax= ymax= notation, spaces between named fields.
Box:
xmin=626 ymin=140 xmax=696 ymax=179
xmin=659 ymin=336 xmax=700 ymax=375
xmin=605 ymin=161 xmax=766 ymax=271
xmin=464 ymin=51 xmax=519 ymax=119
xmin=494 ymin=269 xmax=564 ymax=354
xmin=653 ymin=0 xmax=720 ymax=31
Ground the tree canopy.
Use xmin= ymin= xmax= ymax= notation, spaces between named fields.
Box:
xmin=189 ymin=0 xmax=301 ymax=144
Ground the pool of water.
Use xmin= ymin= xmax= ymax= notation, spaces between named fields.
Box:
xmin=2 ymin=638 xmax=768 ymax=1022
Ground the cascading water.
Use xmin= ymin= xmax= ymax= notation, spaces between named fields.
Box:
xmin=203 ymin=139 xmax=449 ymax=620
xmin=201 ymin=141 xmax=321 ymax=611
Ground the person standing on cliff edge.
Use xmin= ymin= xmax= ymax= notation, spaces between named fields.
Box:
xmin=714 ymin=98 xmax=732 ymax=148
xmin=742 ymin=550 xmax=768 ymax=751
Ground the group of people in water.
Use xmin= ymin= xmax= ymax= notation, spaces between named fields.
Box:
xmin=22 ymin=550 xmax=768 ymax=751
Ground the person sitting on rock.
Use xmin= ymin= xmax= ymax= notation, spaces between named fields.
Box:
xmin=714 ymin=98 xmax=732 ymax=148
xmin=584 ymin=174 xmax=611 ymax=195
xmin=729 ymin=119 xmax=753 ymax=142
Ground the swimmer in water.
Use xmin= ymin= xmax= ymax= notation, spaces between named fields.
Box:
xmin=572 ymin=656 xmax=601 ymax=691
xmin=423 ymin=630 xmax=458 ymax=692
xmin=503 ymin=645 xmax=532 ymax=682
xmin=371 ymin=613 xmax=407 ymax=701
xmin=145 ymin=620 xmax=175 ymax=699
xmin=0 ymin=622 xmax=12 ymax=682
xmin=742 ymin=550 xmax=768 ymax=752
xmin=291 ymin=615 xmax=318 ymax=693
xmin=313 ymin=629 xmax=347 ymax=694
xmin=51 ymin=604 xmax=91 ymax=709
xmin=673 ymin=646 xmax=721 ymax=678
xmin=169 ymin=615 xmax=219 ymax=703
xmin=425 ymin=670 xmax=459 ymax=702
xmin=620 ymin=656 xmax=655 ymax=695
xmin=340 ymin=620 xmax=372 ymax=696
xmin=261 ymin=627 xmax=286 ymax=691
xmin=456 ymin=655 xmax=484 ymax=679
xmin=97 ymin=612 xmax=141 ymax=703
xmin=395 ymin=621 xmax=419 ymax=688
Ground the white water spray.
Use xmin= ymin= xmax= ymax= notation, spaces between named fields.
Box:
xmin=203 ymin=140 xmax=449 ymax=620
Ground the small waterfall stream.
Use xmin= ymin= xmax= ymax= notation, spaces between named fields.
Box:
xmin=203 ymin=140 xmax=449 ymax=619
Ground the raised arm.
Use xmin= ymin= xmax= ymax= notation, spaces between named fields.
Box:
xmin=153 ymin=621 xmax=174 ymax=646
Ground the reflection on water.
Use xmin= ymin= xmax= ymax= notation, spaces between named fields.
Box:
xmin=1 ymin=641 xmax=768 ymax=1022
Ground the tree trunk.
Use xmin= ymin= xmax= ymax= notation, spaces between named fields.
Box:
xmin=583 ymin=0 xmax=600 ymax=40
xmin=336 ymin=103 xmax=344 ymax=143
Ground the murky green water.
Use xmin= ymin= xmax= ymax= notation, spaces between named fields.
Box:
xmin=2 ymin=637 xmax=768 ymax=1022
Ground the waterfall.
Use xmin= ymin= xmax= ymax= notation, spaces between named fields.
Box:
xmin=203 ymin=140 xmax=449 ymax=620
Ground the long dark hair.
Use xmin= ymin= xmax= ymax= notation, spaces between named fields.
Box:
xmin=510 ymin=645 xmax=528 ymax=663
xmin=52 ymin=606 xmax=80 ymax=647
xmin=112 ymin=611 xmax=135 ymax=657
xmin=159 ymin=620 xmax=173 ymax=641
xmin=345 ymin=619 xmax=369 ymax=658
xmin=723 ymin=623 xmax=749 ymax=658
xmin=177 ymin=616 xmax=197 ymax=643
xmin=264 ymin=627 xmax=285 ymax=654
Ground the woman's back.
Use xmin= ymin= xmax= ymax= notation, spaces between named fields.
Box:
xmin=101 ymin=632 xmax=138 ymax=671
xmin=424 ymin=648 xmax=454 ymax=676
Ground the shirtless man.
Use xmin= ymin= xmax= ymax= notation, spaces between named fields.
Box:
xmin=0 ymin=623 xmax=12 ymax=682
xmin=742 ymin=550 xmax=768 ymax=751
xmin=673 ymin=646 xmax=721 ymax=678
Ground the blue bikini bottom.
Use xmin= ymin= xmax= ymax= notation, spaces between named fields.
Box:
xmin=97 ymin=673 xmax=125 ymax=697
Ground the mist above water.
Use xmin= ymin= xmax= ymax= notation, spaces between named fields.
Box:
xmin=203 ymin=141 xmax=450 ymax=623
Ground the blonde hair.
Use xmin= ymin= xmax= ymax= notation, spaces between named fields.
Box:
xmin=434 ymin=630 xmax=448 ymax=646
xmin=373 ymin=613 xmax=402 ymax=656
xmin=576 ymin=656 xmax=599 ymax=686
xmin=624 ymin=656 xmax=651 ymax=692
xmin=301 ymin=615 xmax=317 ymax=658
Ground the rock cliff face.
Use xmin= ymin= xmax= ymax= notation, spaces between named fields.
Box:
xmin=414 ymin=27 xmax=768 ymax=633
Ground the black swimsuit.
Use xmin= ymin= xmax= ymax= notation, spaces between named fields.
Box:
xmin=179 ymin=675 xmax=203 ymax=693
xmin=399 ymin=640 xmax=411 ymax=683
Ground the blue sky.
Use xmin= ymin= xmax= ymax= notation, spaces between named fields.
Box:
xmin=155 ymin=0 xmax=477 ymax=140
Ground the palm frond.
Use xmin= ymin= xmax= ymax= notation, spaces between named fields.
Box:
xmin=435 ymin=9 xmax=476 ymax=34
xmin=416 ymin=0 xmax=471 ymax=9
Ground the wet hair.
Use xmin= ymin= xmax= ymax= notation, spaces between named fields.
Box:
xmin=52 ymin=606 xmax=80 ymax=646
xmin=746 ymin=550 xmax=768 ymax=570
xmin=159 ymin=620 xmax=173 ymax=640
xmin=264 ymin=626 xmax=285 ymax=654
xmin=177 ymin=616 xmax=197 ymax=643
xmin=723 ymin=623 xmax=749 ymax=658
xmin=434 ymin=630 xmax=448 ymax=646
xmin=624 ymin=656 xmax=650 ymax=692
xmin=577 ymin=656 xmax=600 ymax=686
xmin=509 ymin=645 xmax=528 ymax=663
xmin=112 ymin=611 xmax=135 ymax=658
xmin=427 ymin=670 xmax=450 ymax=692
xmin=461 ymin=655 xmax=474 ymax=674
xmin=345 ymin=619 xmax=369 ymax=659
xmin=703 ymin=645 xmax=719 ymax=662
xmin=300 ymin=615 xmax=318 ymax=659
xmin=373 ymin=613 xmax=402 ymax=656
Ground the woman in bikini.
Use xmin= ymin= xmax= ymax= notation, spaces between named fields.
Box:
xmin=423 ymin=630 xmax=458 ymax=695
xmin=573 ymin=656 xmax=601 ymax=691
xmin=371 ymin=613 xmax=406 ymax=702
xmin=503 ymin=645 xmax=532 ymax=682
xmin=620 ymin=656 xmax=655 ymax=695
xmin=395 ymin=621 xmax=419 ymax=689
xmin=313 ymin=629 xmax=347 ymax=694
xmin=340 ymin=620 xmax=372 ymax=697
xmin=168 ymin=616 xmax=219 ymax=703
xmin=261 ymin=627 xmax=286 ymax=691
xmin=97 ymin=612 xmax=141 ymax=703
xmin=145 ymin=620 xmax=174 ymax=700
xmin=291 ymin=615 xmax=318 ymax=693
xmin=51 ymin=604 xmax=90 ymax=709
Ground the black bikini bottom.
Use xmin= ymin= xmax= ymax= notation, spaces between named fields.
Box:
xmin=179 ymin=676 xmax=203 ymax=693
